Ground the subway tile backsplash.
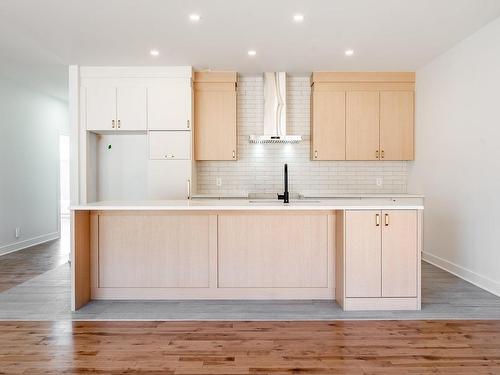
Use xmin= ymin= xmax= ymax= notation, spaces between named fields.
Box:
xmin=196 ymin=75 xmax=408 ymax=196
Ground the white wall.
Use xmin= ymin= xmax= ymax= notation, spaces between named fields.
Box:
xmin=409 ymin=16 xmax=500 ymax=296
xmin=0 ymin=76 xmax=68 ymax=255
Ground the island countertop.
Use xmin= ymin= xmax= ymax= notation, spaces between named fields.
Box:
xmin=71 ymin=196 xmax=424 ymax=211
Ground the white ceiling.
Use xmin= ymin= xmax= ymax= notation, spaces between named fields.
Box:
xmin=1 ymin=0 xmax=500 ymax=100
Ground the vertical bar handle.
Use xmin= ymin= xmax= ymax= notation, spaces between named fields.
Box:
xmin=375 ymin=213 xmax=380 ymax=226
xmin=384 ymin=213 xmax=389 ymax=226
xmin=314 ymin=150 xmax=318 ymax=159
xmin=111 ymin=119 xmax=115 ymax=128
xmin=187 ymin=120 xmax=190 ymax=129
xmin=375 ymin=150 xmax=379 ymax=159
xmin=187 ymin=179 xmax=191 ymax=199
xmin=232 ymin=150 xmax=236 ymax=159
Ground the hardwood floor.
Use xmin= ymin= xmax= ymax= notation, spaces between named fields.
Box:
xmin=1 ymin=320 xmax=500 ymax=374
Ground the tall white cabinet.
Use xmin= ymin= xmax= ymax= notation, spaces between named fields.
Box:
xmin=76 ymin=67 xmax=194 ymax=203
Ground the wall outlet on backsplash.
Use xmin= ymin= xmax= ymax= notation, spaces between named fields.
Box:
xmin=376 ymin=177 xmax=383 ymax=187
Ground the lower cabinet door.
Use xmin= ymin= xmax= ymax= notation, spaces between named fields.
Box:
xmin=345 ymin=210 xmax=382 ymax=297
xmin=218 ymin=213 xmax=329 ymax=288
xmin=98 ymin=214 xmax=210 ymax=288
xmin=381 ymin=210 xmax=418 ymax=297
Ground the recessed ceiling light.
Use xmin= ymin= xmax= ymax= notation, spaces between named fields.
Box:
xmin=150 ymin=49 xmax=159 ymax=57
xmin=248 ymin=50 xmax=257 ymax=57
xmin=293 ymin=14 xmax=304 ymax=22
xmin=189 ymin=14 xmax=201 ymax=21
xmin=345 ymin=49 xmax=354 ymax=56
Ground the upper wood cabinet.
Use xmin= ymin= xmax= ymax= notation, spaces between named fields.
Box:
xmin=148 ymin=79 xmax=192 ymax=130
xmin=346 ymin=91 xmax=380 ymax=160
xmin=380 ymin=91 xmax=414 ymax=160
xmin=310 ymin=72 xmax=415 ymax=161
xmin=85 ymin=80 xmax=147 ymax=132
xmin=193 ymin=72 xmax=237 ymax=161
xmin=311 ymin=88 xmax=345 ymax=160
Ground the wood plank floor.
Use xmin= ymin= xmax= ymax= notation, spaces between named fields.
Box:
xmin=1 ymin=320 xmax=500 ymax=374
xmin=0 ymin=219 xmax=69 ymax=293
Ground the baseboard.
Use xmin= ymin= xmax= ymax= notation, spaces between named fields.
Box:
xmin=0 ymin=232 xmax=60 ymax=256
xmin=423 ymin=251 xmax=500 ymax=297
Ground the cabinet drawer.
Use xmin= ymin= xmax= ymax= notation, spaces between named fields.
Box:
xmin=149 ymin=131 xmax=191 ymax=160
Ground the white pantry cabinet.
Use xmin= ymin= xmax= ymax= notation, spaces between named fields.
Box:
xmin=148 ymin=79 xmax=192 ymax=130
xmin=85 ymin=80 xmax=147 ymax=132
xmin=78 ymin=66 xmax=194 ymax=202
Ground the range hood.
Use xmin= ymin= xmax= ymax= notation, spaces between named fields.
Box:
xmin=249 ymin=72 xmax=302 ymax=143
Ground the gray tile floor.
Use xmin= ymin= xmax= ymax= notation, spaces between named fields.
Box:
xmin=0 ymin=260 xmax=499 ymax=320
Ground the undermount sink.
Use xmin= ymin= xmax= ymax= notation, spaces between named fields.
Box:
xmin=248 ymin=199 xmax=321 ymax=204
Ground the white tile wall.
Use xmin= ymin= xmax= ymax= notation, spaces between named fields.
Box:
xmin=196 ymin=75 xmax=408 ymax=196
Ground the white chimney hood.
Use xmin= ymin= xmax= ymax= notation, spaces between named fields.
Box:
xmin=248 ymin=72 xmax=302 ymax=144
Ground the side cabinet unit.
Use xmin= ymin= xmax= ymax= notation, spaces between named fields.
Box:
xmin=194 ymin=72 xmax=237 ymax=161
xmin=336 ymin=209 xmax=421 ymax=310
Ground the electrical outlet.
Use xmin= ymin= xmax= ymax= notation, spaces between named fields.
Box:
xmin=376 ymin=177 xmax=383 ymax=187
xmin=15 ymin=227 xmax=21 ymax=238
xmin=216 ymin=177 xmax=222 ymax=187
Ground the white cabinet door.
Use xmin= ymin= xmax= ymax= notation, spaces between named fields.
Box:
xmin=116 ymin=86 xmax=147 ymax=131
xmin=149 ymin=131 xmax=191 ymax=160
xmin=147 ymin=160 xmax=191 ymax=199
xmin=148 ymin=79 xmax=191 ymax=130
xmin=86 ymin=84 xmax=116 ymax=131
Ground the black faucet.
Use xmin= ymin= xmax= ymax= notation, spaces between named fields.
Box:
xmin=277 ymin=163 xmax=290 ymax=204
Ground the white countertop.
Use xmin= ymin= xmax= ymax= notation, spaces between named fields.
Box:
xmin=71 ymin=196 xmax=424 ymax=211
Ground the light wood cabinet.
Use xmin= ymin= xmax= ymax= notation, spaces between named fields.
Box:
xmin=148 ymin=79 xmax=192 ymax=130
xmin=380 ymin=91 xmax=414 ymax=160
xmin=194 ymin=72 xmax=237 ymax=161
xmin=346 ymin=91 xmax=380 ymax=160
xmin=311 ymin=88 xmax=345 ymax=160
xmin=98 ymin=214 xmax=210 ymax=288
xmin=310 ymin=72 xmax=415 ymax=161
xmin=345 ymin=210 xmax=382 ymax=297
xmin=338 ymin=209 xmax=420 ymax=310
xmin=381 ymin=210 xmax=418 ymax=297
xmin=218 ymin=213 xmax=331 ymax=288
xmin=85 ymin=81 xmax=147 ymax=131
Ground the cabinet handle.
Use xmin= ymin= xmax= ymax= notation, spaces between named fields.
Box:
xmin=117 ymin=119 xmax=121 ymax=129
xmin=111 ymin=119 xmax=115 ymax=129
xmin=375 ymin=150 xmax=379 ymax=159
xmin=187 ymin=179 xmax=191 ymax=199
xmin=384 ymin=213 xmax=389 ymax=226
xmin=381 ymin=150 xmax=385 ymax=159
xmin=375 ymin=214 xmax=380 ymax=226
xmin=314 ymin=150 xmax=318 ymax=159
xmin=232 ymin=150 xmax=236 ymax=159
xmin=187 ymin=120 xmax=190 ymax=129
xmin=164 ymin=154 xmax=175 ymax=159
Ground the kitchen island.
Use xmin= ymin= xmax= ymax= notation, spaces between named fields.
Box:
xmin=71 ymin=197 xmax=423 ymax=311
